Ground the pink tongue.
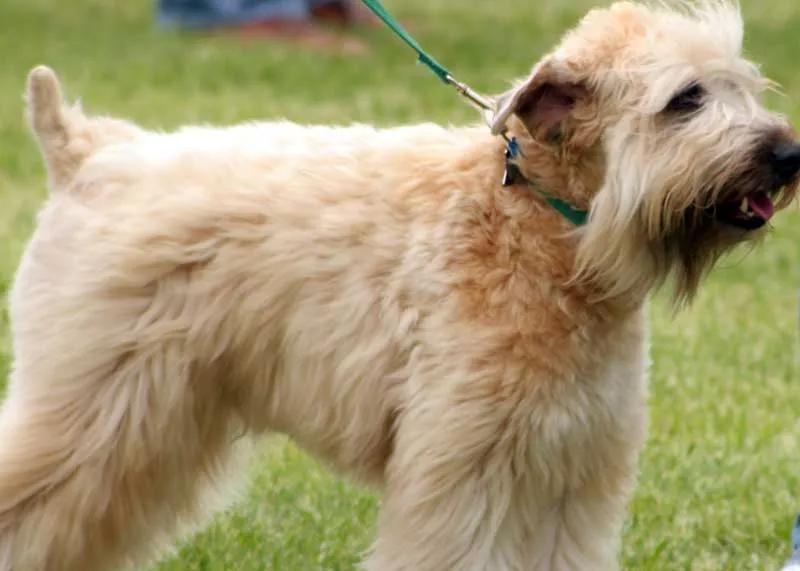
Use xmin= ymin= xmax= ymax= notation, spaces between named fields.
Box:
xmin=747 ymin=192 xmax=775 ymax=221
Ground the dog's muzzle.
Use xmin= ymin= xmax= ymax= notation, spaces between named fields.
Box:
xmin=714 ymin=138 xmax=800 ymax=231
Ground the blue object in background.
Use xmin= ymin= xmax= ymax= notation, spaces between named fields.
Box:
xmin=782 ymin=514 xmax=800 ymax=570
xmin=158 ymin=0 xmax=335 ymax=29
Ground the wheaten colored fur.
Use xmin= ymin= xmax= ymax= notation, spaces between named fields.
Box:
xmin=2 ymin=2 xmax=798 ymax=570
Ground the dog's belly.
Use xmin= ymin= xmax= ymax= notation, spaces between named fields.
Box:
xmin=251 ymin=309 xmax=414 ymax=486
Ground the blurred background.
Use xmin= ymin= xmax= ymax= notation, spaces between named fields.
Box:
xmin=1 ymin=0 xmax=799 ymax=569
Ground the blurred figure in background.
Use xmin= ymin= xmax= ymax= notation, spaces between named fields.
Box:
xmin=782 ymin=514 xmax=800 ymax=571
xmin=158 ymin=0 xmax=373 ymax=52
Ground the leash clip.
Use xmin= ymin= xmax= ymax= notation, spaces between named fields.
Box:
xmin=445 ymin=74 xmax=494 ymax=113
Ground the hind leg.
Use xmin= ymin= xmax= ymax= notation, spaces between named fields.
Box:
xmin=0 ymin=350 xmax=246 ymax=571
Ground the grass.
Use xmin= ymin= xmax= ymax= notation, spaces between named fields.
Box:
xmin=1 ymin=0 xmax=799 ymax=569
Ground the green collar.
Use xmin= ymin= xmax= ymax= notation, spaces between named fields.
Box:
xmin=503 ymin=138 xmax=589 ymax=227
xmin=361 ymin=0 xmax=590 ymax=227
xmin=544 ymin=197 xmax=590 ymax=227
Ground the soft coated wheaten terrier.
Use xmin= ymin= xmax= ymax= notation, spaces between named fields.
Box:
xmin=2 ymin=2 xmax=799 ymax=570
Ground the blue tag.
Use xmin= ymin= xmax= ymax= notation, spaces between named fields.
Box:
xmin=502 ymin=137 xmax=523 ymax=186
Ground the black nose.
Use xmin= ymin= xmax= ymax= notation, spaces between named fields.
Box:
xmin=771 ymin=141 xmax=800 ymax=185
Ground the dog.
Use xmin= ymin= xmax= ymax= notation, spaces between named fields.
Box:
xmin=2 ymin=1 xmax=798 ymax=569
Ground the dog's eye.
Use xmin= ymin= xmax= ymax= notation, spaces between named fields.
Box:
xmin=664 ymin=83 xmax=706 ymax=114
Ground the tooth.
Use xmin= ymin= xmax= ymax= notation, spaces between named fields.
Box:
xmin=739 ymin=197 xmax=748 ymax=213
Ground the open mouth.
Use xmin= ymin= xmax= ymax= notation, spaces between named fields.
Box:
xmin=716 ymin=190 xmax=776 ymax=231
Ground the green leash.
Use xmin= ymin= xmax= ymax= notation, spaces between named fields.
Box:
xmin=360 ymin=0 xmax=589 ymax=227
xmin=360 ymin=0 xmax=493 ymax=113
xmin=360 ymin=0 xmax=450 ymax=84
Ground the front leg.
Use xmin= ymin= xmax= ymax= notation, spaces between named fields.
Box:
xmin=364 ymin=371 xmax=644 ymax=571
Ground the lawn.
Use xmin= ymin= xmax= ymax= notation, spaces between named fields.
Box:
xmin=1 ymin=0 xmax=799 ymax=569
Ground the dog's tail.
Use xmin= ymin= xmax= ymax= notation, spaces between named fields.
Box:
xmin=26 ymin=66 xmax=141 ymax=191
xmin=26 ymin=66 xmax=85 ymax=190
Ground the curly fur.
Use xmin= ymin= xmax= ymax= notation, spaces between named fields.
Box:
xmin=1 ymin=2 xmax=797 ymax=570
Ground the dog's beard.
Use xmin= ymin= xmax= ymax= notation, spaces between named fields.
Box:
xmin=655 ymin=210 xmax=764 ymax=306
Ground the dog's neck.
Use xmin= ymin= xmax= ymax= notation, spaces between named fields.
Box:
xmin=425 ymin=126 xmax=645 ymax=320
xmin=503 ymin=120 xmax=604 ymax=216
xmin=499 ymin=124 xmax=647 ymax=312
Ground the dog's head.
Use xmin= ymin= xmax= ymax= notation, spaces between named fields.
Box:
xmin=495 ymin=1 xmax=798 ymax=303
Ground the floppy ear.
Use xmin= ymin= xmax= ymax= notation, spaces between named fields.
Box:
xmin=491 ymin=62 xmax=588 ymax=142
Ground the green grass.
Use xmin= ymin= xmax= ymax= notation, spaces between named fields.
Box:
xmin=1 ymin=0 xmax=799 ymax=569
